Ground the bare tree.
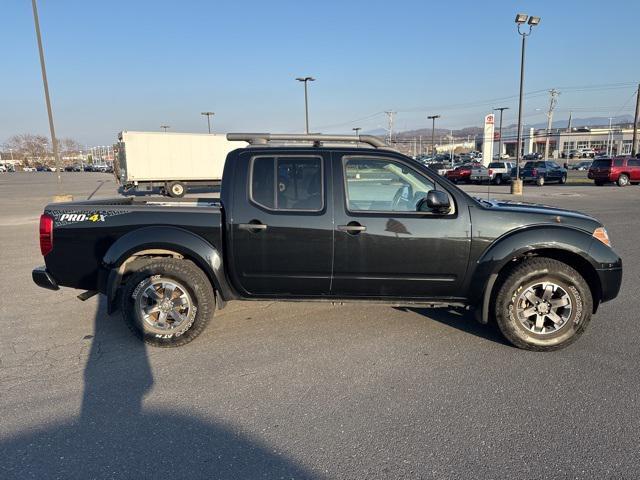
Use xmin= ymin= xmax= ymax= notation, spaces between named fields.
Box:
xmin=59 ymin=138 xmax=82 ymax=160
xmin=4 ymin=134 xmax=50 ymax=164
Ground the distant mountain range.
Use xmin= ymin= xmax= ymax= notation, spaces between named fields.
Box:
xmin=364 ymin=114 xmax=635 ymax=138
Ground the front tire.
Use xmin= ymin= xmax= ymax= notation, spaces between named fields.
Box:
xmin=121 ymin=258 xmax=215 ymax=347
xmin=559 ymin=174 xmax=567 ymax=184
xmin=494 ymin=258 xmax=592 ymax=351
xmin=536 ymin=176 xmax=545 ymax=186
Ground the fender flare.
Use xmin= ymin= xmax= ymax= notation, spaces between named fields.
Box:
xmin=102 ymin=226 xmax=234 ymax=313
xmin=467 ymin=225 xmax=599 ymax=323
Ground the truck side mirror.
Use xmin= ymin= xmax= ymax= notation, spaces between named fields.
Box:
xmin=417 ymin=190 xmax=450 ymax=213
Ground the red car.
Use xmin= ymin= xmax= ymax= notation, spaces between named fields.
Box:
xmin=588 ymin=156 xmax=640 ymax=186
xmin=445 ymin=163 xmax=479 ymax=184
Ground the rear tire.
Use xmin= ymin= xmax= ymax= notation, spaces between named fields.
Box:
xmin=617 ymin=174 xmax=629 ymax=187
xmin=167 ymin=181 xmax=186 ymax=197
xmin=494 ymin=258 xmax=592 ymax=351
xmin=120 ymin=258 xmax=215 ymax=347
xmin=494 ymin=175 xmax=503 ymax=185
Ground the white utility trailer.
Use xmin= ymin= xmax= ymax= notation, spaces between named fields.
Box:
xmin=117 ymin=131 xmax=246 ymax=197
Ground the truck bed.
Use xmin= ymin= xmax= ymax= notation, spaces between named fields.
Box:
xmin=43 ymin=196 xmax=223 ymax=291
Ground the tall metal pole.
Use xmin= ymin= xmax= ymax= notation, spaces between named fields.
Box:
xmin=632 ymin=83 xmax=640 ymax=156
xmin=428 ymin=115 xmax=440 ymax=155
xmin=296 ymin=77 xmax=315 ymax=134
xmin=494 ymin=107 xmax=509 ymax=159
xmin=515 ymin=32 xmax=527 ymax=181
xmin=303 ymin=81 xmax=309 ymax=134
xmin=201 ymin=112 xmax=214 ymax=134
xmin=31 ymin=0 xmax=61 ymax=183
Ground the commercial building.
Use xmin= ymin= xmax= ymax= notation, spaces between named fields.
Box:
xmin=502 ymin=124 xmax=638 ymax=158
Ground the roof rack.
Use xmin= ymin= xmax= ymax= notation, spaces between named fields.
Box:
xmin=226 ymin=133 xmax=389 ymax=149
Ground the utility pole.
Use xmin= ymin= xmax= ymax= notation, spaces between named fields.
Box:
xmin=494 ymin=107 xmax=509 ymax=159
xmin=385 ymin=111 xmax=396 ymax=145
xmin=544 ymin=89 xmax=560 ymax=160
xmin=632 ymin=83 xmax=640 ymax=156
xmin=201 ymin=111 xmax=215 ymax=134
xmin=31 ymin=0 xmax=61 ymax=184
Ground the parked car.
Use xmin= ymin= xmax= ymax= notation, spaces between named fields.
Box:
xmin=0 ymin=165 xmax=6 ymax=173
xmin=32 ymin=132 xmax=622 ymax=351
xmin=425 ymin=162 xmax=449 ymax=176
xmin=445 ymin=163 xmax=478 ymax=183
xmin=578 ymin=148 xmax=596 ymax=158
xmin=588 ymin=156 xmax=640 ymax=186
xmin=470 ymin=161 xmax=514 ymax=185
xmin=515 ymin=161 xmax=568 ymax=186
xmin=523 ymin=152 xmax=543 ymax=161
xmin=571 ymin=161 xmax=592 ymax=171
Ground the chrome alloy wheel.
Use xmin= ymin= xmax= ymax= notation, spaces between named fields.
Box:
xmin=515 ymin=282 xmax=573 ymax=335
xmin=135 ymin=277 xmax=194 ymax=335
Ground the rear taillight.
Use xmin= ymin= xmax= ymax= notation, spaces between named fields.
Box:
xmin=532 ymin=168 xmax=538 ymax=176
xmin=39 ymin=214 xmax=53 ymax=256
xmin=488 ymin=169 xmax=493 ymax=175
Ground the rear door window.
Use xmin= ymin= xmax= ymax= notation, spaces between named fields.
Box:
xmin=250 ymin=156 xmax=323 ymax=211
xmin=591 ymin=159 xmax=611 ymax=169
xmin=613 ymin=159 xmax=624 ymax=167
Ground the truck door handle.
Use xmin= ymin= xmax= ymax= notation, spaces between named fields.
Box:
xmin=238 ymin=222 xmax=268 ymax=232
xmin=337 ymin=222 xmax=366 ymax=234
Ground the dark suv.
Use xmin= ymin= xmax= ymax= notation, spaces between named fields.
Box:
xmin=516 ymin=161 xmax=568 ymax=186
xmin=588 ymin=156 xmax=640 ymax=186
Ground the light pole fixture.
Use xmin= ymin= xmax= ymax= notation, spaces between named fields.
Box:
xmin=160 ymin=125 xmax=170 ymax=132
xmin=296 ymin=76 xmax=315 ymax=134
xmin=352 ymin=127 xmax=362 ymax=136
xmin=201 ymin=111 xmax=215 ymax=134
xmin=512 ymin=13 xmax=541 ymax=194
xmin=494 ymin=107 xmax=509 ymax=159
xmin=427 ymin=115 xmax=440 ymax=155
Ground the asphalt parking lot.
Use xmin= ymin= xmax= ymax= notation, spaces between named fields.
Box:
xmin=1 ymin=171 xmax=639 ymax=479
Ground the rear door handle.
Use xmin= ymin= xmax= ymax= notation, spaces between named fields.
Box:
xmin=337 ymin=223 xmax=366 ymax=234
xmin=238 ymin=222 xmax=268 ymax=232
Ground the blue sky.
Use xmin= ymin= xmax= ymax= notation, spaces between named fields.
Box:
xmin=2 ymin=0 xmax=639 ymax=145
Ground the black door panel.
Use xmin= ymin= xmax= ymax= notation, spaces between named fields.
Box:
xmin=332 ymin=154 xmax=471 ymax=298
xmin=229 ymin=152 xmax=333 ymax=297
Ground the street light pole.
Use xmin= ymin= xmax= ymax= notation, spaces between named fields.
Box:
xmin=31 ymin=0 xmax=61 ymax=184
xmin=352 ymin=127 xmax=361 ymax=136
xmin=632 ymin=83 xmax=640 ymax=156
xmin=512 ymin=13 xmax=541 ymax=194
xmin=201 ymin=112 xmax=215 ymax=134
xmin=494 ymin=107 xmax=509 ymax=159
xmin=296 ymin=77 xmax=315 ymax=134
xmin=427 ymin=115 xmax=440 ymax=155
xmin=160 ymin=125 xmax=170 ymax=132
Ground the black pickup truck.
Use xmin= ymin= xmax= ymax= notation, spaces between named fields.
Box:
xmin=33 ymin=133 xmax=622 ymax=351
